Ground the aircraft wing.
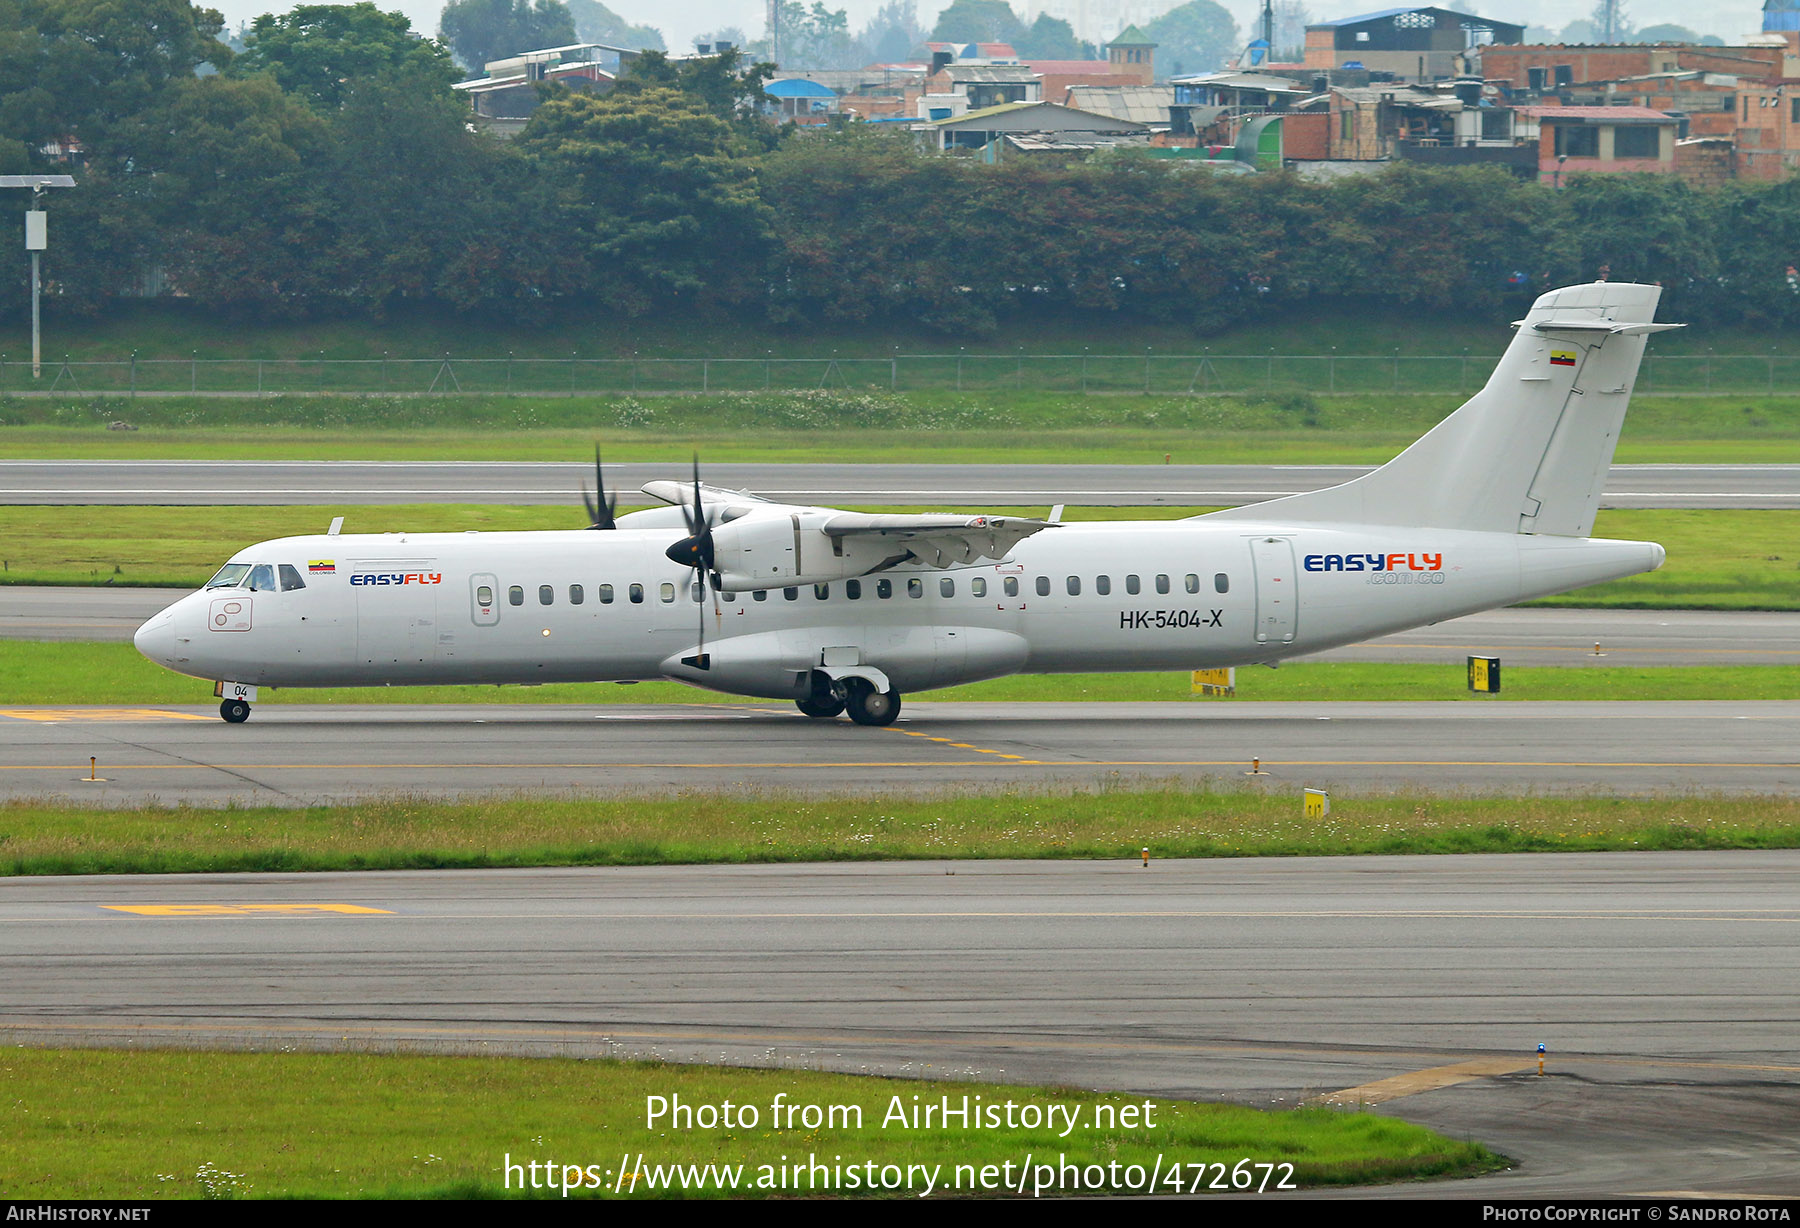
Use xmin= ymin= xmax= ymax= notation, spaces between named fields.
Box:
xmin=820 ymin=513 xmax=1056 ymax=568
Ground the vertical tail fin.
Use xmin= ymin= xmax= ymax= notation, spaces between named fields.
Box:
xmin=1206 ymin=282 xmax=1681 ymax=536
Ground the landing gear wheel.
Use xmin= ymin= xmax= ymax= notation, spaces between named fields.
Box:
xmin=844 ymin=679 xmax=900 ymax=727
xmin=220 ymin=698 xmax=250 ymax=724
xmin=796 ymin=694 xmax=845 ymax=719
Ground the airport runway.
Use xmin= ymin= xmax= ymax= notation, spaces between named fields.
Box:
xmin=2 ymin=460 xmax=1796 ymax=507
xmin=3 ymin=853 xmax=1796 ymax=1197
xmin=5 ymin=587 xmax=1797 ymax=666
xmin=2 ymin=700 xmax=1794 ymax=805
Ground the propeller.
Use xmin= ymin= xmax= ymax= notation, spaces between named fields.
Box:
xmin=581 ymin=445 xmax=617 ymax=531
xmin=664 ymin=456 xmax=718 ymax=670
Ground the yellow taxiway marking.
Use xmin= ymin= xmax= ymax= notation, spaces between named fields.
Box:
xmin=1315 ymin=1057 xmax=1534 ymax=1106
xmin=1362 ymin=642 xmax=1800 ymax=657
xmin=102 ymin=904 xmax=393 ymax=917
xmin=0 ymin=708 xmax=212 ymax=722
xmin=891 ymin=728 xmax=1038 ymax=761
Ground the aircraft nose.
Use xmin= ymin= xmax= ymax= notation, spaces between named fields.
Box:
xmin=133 ymin=609 xmax=177 ymax=662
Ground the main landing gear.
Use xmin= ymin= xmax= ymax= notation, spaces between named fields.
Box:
xmin=795 ymin=676 xmax=901 ymax=726
xmin=219 ymin=698 xmax=251 ymax=723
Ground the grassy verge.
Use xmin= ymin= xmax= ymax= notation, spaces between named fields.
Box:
xmin=4 ymin=791 xmax=1796 ymax=877
xmin=0 ymin=1048 xmax=1498 ymax=1199
xmin=0 ymin=504 xmax=1794 ymax=610
xmin=3 ymin=644 xmax=1797 ymax=705
xmin=1 ymin=391 xmax=1797 ymax=464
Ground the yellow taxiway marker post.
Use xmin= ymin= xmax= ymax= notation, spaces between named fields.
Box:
xmin=1538 ymin=1042 xmax=1547 ymax=1076
xmin=1140 ymin=847 xmax=1148 ymax=868
xmin=1245 ymin=756 xmax=1268 ymax=776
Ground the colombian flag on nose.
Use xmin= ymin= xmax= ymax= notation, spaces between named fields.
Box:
xmin=1550 ymin=349 xmax=1577 ymax=367
xmin=308 ymin=560 xmax=336 ymax=574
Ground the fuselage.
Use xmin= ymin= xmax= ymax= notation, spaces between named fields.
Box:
xmin=133 ymin=518 xmax=1664 ymax=701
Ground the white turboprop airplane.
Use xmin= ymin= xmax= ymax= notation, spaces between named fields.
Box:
xmin=135 ymin=282 xmax=1678 ymax=726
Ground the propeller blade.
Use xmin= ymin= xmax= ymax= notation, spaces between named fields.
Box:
xmin=581 ymin=445 xmax=617 ymax=531
xmin=674 ymin=455 xmax=714 ymax=670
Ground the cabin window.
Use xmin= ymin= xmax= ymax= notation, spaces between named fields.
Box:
xmin=815 ymin=583 xmax=830 ymax=600
xmin=1003 ymin=577 xmax=1019 ymax=597
xmin=1214 ymin=573 xmax=1230 ymax=594
xmin=1126 ymin=574 xmax=1140 ymax=595
xmin=1155 ymin=574 xmax=1170 ymax=594
xmin=784 ymin=587 xmax=799 ymax=600
xmin=508 ymin=585 xmax=524 ymax=606
xmin=845 ymin=579 xmax=862 ymax=600
xmin=1035 ymin=576 xmax=1051 ymax=596
xmin=940 ymin=578 xmax=955 ymax=597
xmin=599 ymin=583 xmax=614 ymax=604
xmin=1095 ymin=575 xmax=1110 ymax=596
xmin=476 ymin=584 xmax=494 ymax=606
xmin=659 ymin=582 xmax=675 ymax=603
xmin=971 ymin=577 xmax=987 ymax=597
xmin=1066 ymin=576 xmax=1081 ymax=596
xmin=753 ymin=589 xmax=768 ymax=602
xmin=876 ymin=579 xmax=892 ymax=599
xmin=247 ymin=564 xmax=277 ymax=592
xmin=690 ymin=581 xmax=703 ymax=603
xmin=722 ymin=590 xmax=736 ymax=603
xmin=629 ymin=583 xmax=644 ymax=604
xmin=569 ymin=584 xmax=584 ymax=605
xmin=539 ymin=584 xmax=554 ymax=606
xmin=278 ymin=564 xmax=306 ymax=592
xmin=1185 ymin=573 xmax=1200 ymax=594
xmin=909 ymin=578 xmax=924 ymax=598
xmin=206 ymin=563 xmax=252 ymax=590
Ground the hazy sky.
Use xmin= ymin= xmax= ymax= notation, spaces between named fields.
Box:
xmin=211 ymin=1 xmax=1770 ymax=65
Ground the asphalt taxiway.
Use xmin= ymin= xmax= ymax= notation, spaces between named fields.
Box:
xmin=4 ymin=852 xmax=1796 ymax=1197
xmin=1 ymin=700 xmax=1794 ymax=805
xmin=3 ymin=460 xmax=1796 ymax=507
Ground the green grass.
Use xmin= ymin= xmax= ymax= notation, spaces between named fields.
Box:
xmin=3 ymin=641 xmax=1798 ymax=706
xmin=0 ymin=1048 xmax=1498 ymax=1198
xmin=0 ymin=504 xmax=1793 ymax=611
xmin=3 ymin=390 xmax=1799 ymax=464
xmin=3 ymin=791 xmax=1796 ymax=877
xmin=9 ymin=295 xmax=1797 ymax=361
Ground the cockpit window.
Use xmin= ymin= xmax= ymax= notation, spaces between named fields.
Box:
xmin=247 ymin=564 xmax=277 ymax=591
xmin=278 ymin=564 xmax=306 ymax=592
xmin=206 ymin=563 xmax=252 ymax=589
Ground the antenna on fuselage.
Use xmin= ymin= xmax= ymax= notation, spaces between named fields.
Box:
xmin=328 ymin=516 xmax=343 ymax=536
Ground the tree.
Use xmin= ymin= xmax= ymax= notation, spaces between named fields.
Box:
xmin=232 ymin=4 xmax=458 ymax=111
xmin=858 ymin=0 xmax=924 ymax=62
xmin=750 ymin=1 xmax=859 ymax=69
xmin=439 ymin=0 xmax=575 ymax=71
xmin=519 ymin=85 xmax=774 ymax=313
xmin=1141 ymin=0 xmax=1237 ymax=78
xmin=928 ymin=0 xmax=1026 ymax=47
xmin=1633 ymin=23 xmax=1698 ymax=43
xmin=0 ymin=0 xmax=234 ymax=159
xmin=564 ymin=0 xmax=664 ymax=51
xmin=1014 ymin=14 xmax=1084 ymax=59
xmin=613 ymin=47 xmax=777 ymax=131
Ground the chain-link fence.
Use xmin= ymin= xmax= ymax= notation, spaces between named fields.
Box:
xmin=7 ymin=351 xmax=1798 ymax=397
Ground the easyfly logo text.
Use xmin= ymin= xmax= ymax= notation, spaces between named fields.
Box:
xmin=1303 ymin=553 xmax=1443 ymax=573
xmin=349 ymin=573 xmax=443 ymax=586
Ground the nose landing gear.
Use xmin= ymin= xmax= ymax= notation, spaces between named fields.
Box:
xmin=219 ymin=698 xmax=251 ymax=723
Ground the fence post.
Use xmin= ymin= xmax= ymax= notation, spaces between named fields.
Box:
xmin=191 ymin=351 xmax=197 ymax=394
xmin=1393 ymin=347 xmax=1400 ymax=391
xmin=957 ymin=346 xmax=964 ymax=393
xmin=1770 ymin=349 xmax=1776 ymax=394
xmin=130 ymin=351 xmax=137 ymax=400
xmin=1267 ymin=347 xmax=1274 ymax=389
xmin=1329 ymin=347 xmax=1336 ymax=395
xmin=507 ymin=352 xmax=514 ymax=396
xmin=1081 ymin=347 xmax=1088 ymax=394
xmin=1144 ymin=346 xmax=1152 ymax=395
xmin=889 ymin=350 xmax=896 ymax=391
xmin=1705 ymin=348 xmax=1712 ymax=393
xmin=702 ymin=359 xmax=709 ymax=394
xmin=257 ymin=359 xmax=263 ymax=397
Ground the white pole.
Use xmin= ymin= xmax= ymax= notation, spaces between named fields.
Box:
xmin=30 ymin=250 xmax=39 ymax=380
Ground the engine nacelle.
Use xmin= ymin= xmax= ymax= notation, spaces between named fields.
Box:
xmin=709 ymin=513 xmax=909 ymax=592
